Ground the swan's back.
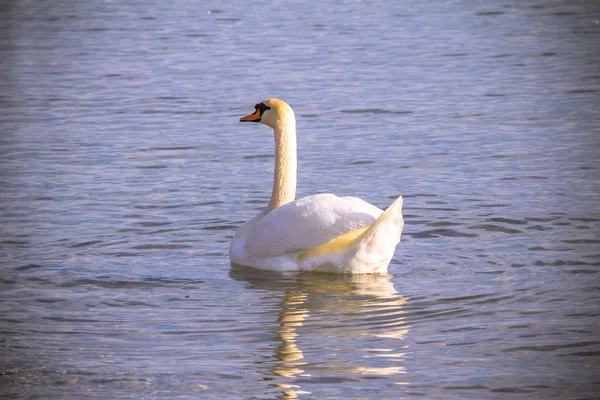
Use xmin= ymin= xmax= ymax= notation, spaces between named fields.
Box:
xmin=230 ymin=194 xmax=383 ymax=269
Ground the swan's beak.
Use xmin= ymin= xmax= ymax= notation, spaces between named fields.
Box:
xmin=240 ymin=109 xmax=261 ymax=122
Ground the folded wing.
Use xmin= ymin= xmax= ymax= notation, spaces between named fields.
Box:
xmin=243 ymin=193 xmax=383 ymax=259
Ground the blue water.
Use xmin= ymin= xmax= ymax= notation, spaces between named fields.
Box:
xmin=1 ymin=0 xmax=599 ymax=398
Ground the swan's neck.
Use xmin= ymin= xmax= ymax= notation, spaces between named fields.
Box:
xmin=268 ymin=118 xmax=297 ymax=210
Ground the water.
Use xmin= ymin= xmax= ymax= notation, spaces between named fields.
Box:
xmin=1 ymin=0 xmax=599 ymax=398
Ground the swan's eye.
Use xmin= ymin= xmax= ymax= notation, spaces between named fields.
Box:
xmin=256 ymin=102 xmax=271 ymax=115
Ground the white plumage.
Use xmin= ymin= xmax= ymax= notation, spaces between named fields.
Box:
xmin=230 ymin=98 xmax=404 ymax=274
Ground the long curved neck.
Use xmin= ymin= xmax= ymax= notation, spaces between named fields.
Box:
xmin=268 ymin=117 xmax=297 ymax=211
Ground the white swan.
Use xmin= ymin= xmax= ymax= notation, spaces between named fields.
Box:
xmin=229 ymin=98 xmax=404 ymax=274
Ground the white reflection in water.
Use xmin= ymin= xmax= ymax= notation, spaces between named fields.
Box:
xmin=230 ymin=267 xmax=410 ymax=398
xmin=274 ymin=292 xmax=309 ymax=377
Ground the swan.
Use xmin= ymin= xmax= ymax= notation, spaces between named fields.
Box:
xmin=229 ymin=98 xmax=404 ymax=274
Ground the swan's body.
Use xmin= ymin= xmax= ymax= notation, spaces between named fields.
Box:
xmin=230 ymin=98 xmax=404 ymax=274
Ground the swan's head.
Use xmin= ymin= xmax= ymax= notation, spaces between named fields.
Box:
xmin=240 ymin=98 xmax=295 ymax=130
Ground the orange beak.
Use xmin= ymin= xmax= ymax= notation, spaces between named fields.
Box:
xmin=240 ymin=109 xmax=261 ymax=122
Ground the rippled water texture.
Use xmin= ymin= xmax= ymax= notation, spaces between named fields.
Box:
xmin=1 ymin=0 xmax=599 ymax=398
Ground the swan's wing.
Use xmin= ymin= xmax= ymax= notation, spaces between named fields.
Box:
xmin=244 ymin=193 xmax=383 ymax=259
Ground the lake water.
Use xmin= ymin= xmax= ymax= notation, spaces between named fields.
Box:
xmin=1 ymin=0 xmax=599 ymax=398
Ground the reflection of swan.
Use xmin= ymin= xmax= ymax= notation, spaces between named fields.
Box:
xmin=230 ymin=98 xmax=404 ymax=274
xmin=229 ymin=267 xmax=410 ymax=398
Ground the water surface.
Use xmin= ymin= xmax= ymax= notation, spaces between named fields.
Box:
xmin=1 ymin=0 xmax=599 ymax=398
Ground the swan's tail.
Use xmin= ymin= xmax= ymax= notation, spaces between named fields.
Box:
xmin=357 ymin=196 xmax=404 ymax=251
xmin=364 ymin=196 xmax=404 ymax=241
xmin=341 ymin=196 xmax=404 ymax=274
xmin=297 ymin=196 xmax=404 ymax=274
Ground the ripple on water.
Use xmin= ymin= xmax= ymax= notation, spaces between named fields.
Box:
xmin=1 ymin=0 xmax=600 ymax=398
xmin=340 ymin=108 xmax=414 ymax=114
